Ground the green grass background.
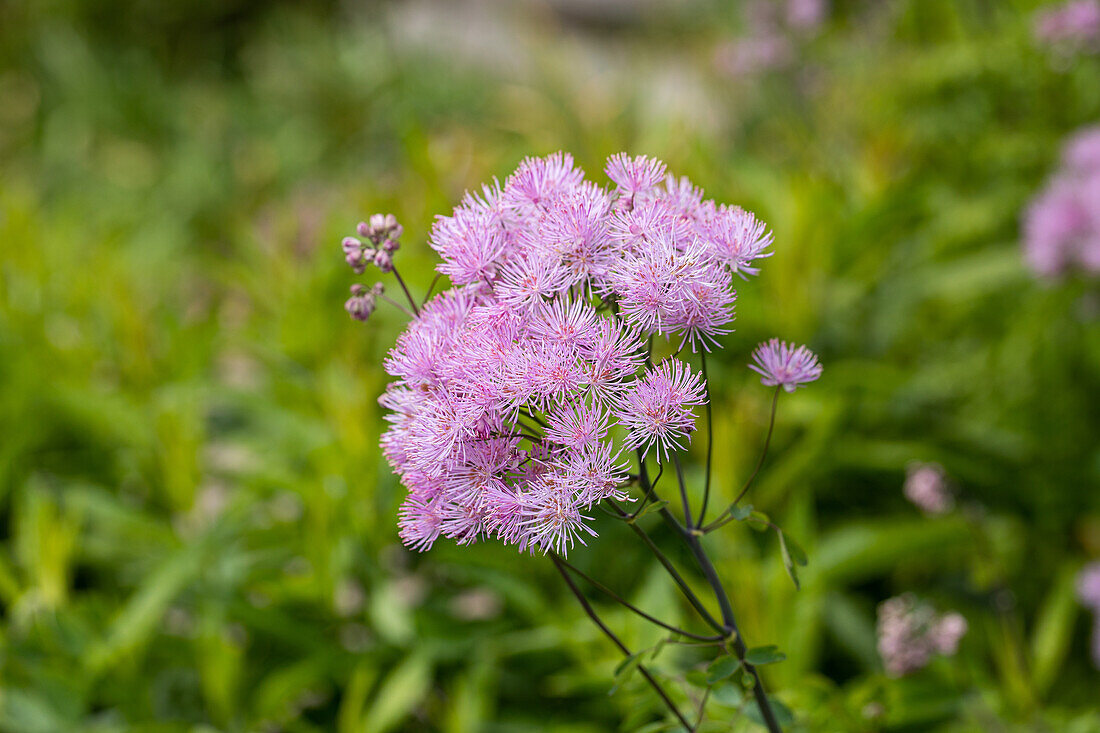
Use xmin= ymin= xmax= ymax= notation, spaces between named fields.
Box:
xmin=1 ymin=0 xmax=1099 ymax=730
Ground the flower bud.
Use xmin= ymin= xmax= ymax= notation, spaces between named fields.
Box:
xmin=345 ymin=284 xmax=377 ymax=322
xmin=373 ymin=249 xmax=394 ymax=273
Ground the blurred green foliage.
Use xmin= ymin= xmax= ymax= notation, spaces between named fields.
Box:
xmin=1 ymin=0 xmax=1099 ymax=730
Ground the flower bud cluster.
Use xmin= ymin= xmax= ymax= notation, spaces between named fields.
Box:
xmin=345 ymin=283 xmax=385 ymax=322
xmin=343 ymin=214 xmax=403 ymax=274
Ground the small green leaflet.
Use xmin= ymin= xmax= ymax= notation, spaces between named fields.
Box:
xmin=728 ymin=503 xmax=754 ymax=521
xmin=745 ymin=645 xmax=787 ymax=666
xmin=777 ymin=528 xmax=808 ymax=590
xmin=610 ymin=653 xmax=642 ymax=694
xmin=631 ymin=499 xmax=669 ymax=520
xmin=705 ymin=655 xmax=742 ymax=684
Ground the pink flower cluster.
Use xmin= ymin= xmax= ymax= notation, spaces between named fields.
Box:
xmin=1024 ymin=126 xmax=1100 ymax=277
xmin=1034 ymin=0 xmax=1100 ymax=55
xmin=877 ymin=594 xmax=968 ymax=677
xmin=370 ymin=152 xmax=780 ymax=556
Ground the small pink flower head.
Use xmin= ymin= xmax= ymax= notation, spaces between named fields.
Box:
xmin=903 ymin=461 xmax=954 ymax=515
xmin=877 ymin=594 xmax=967 ymax=677
xmin=504 ymin=151 xmax=585 ymax=212
xmin=701 ymin=204 xmax=774 ymax=277
xmin=749 ymin=338 xmax=822 ymax=391
xmin=515 ymin=477 xmax=597 ymax=555
xmin=544 ymin=400 xmax=609 ymax=450
xmin=616 ymin=359 xmax=706 ymax=460
xmin=605 ymin=153 xmax=668 ymax=199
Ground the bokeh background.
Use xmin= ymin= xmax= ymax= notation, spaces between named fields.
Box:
xmin=2 ymin=0 xmax=1099 ymax=730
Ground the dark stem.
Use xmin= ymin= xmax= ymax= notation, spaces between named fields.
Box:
xmin=629 ymin=462 xmax=664 ymax=520
xmin=698 ymin=352 xmax=713 ymax=528
xmin=733 ymin=386 xmax=781 ymax=506
xmin=680 ymin=531 xmax=783 ymax=732
xmin=693 ymin=686 xmax=711 ymax=732
xmin=552 ymin=554 xmax=723 ymax=642
xmin=390 ymin=265 xmax=420 ymax=317
xmin=378 ymin=293 xmax=414 ymax=318
xmin=550 ymin=554 xmax=693 ymax=730
xmin=633 ymin=451 xmax=784 ymax=730
xmin=606 ymin=500 xmax=725 ymax=634
xmin=421 ymin=272 xmax=442 ymax=306
xmin=671 ymin=453 xmax=694 ymax=528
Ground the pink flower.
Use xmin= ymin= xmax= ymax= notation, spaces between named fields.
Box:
xmin=616 ymin=359 xmax=706 ymax=460
xmin=605 ymin=153 xmax=668 ymax=199
xmin=749 ymin=338 xmax=822 ymax=391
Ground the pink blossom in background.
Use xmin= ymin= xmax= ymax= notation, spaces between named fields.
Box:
xmin=903 ymin=461 xmax=954 ymax=515
xmin=1023 ymin=125 xmax=1100 ymax=277
xmin=341 ymin=152 xmax=815 ymax=556
xmin=1034 ymin=0 xmax=1100 ymax=54
xmin=714 ymin=0 xmax=830 ymax=80
xmin=877 ymin=594 xmax=968 ymax=677
xmin=1078 ymin=562 xmax=1100 ymax=668
xmin=714 ymin=35 xmax=793 ymax=77
xmin=786 ymin=0 xmax=828 ymax=33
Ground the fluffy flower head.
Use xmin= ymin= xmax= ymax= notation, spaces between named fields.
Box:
xmin=749 ymin=338 xmax=823 ymax=392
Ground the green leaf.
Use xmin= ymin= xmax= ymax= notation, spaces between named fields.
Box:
xmin=684 ymin=669 xmax=708 ymax=688
xmin=610 ymin=653 xmax=642 ymax=694
xmin=705 ymin=655 xmax=742 ymax=684
xmin=710 ymin=683 xmax=744 ymax=707
xmin=634 ymin=499 xmax=669 ymax=520
xmin=747 ymin=511 xmax=771 ymax=532
xmin=777 ymin=530 xmax=801 ymax=590
xmin=361 ymin=652 xmax=433 ymax=733
xmin=744 ymin=698 xmax=795 ymax=727
xmin=745 ymin=645 xmax=786 ymax=666
xmin=782 ymin=531 xmax=808 ymax=566
xmin=728 ymin=503 xmax=754 ymax=521
xmin=1030 ymin=564 xmax=1081 ymax=696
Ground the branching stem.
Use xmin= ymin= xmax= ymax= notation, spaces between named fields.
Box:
xmin=550 ymin=554 xmax=693 ymax=730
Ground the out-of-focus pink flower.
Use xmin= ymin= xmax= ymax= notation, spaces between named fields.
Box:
xmin=877 ymin=594 xmax=968 ymax=677
xmin=714 ymin=35 xmax=793 ymax=78
xmin=1023 ymin=125 xmax=1100 ymax=278
xmin=1034 ymin=0 xmax=1100 ymax=54
xmin=786 ymin=0 xmax=828 ymax=32
xmin=903 ymin=462 xmax=954 ymax=515
xmin=1079 ymin=562 xmax=1100 ymax=668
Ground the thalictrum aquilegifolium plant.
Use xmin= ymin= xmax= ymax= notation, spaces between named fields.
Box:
xmin=340 ymin=152 xmax=822 ymax=731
